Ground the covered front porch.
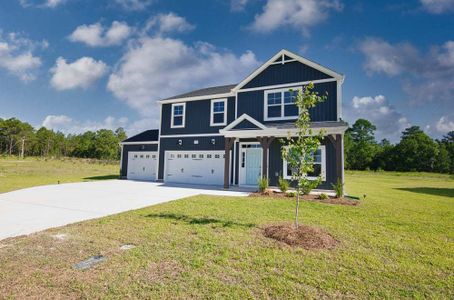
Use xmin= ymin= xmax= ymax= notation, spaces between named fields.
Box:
xmin=220 ymin=114 xmax=348 ymax=190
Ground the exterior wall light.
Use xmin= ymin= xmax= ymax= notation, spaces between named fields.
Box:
xmin=211 ymin=138 xmax=216 ymax=145
xmin=178 ymin=139 xmax=183 ymax=146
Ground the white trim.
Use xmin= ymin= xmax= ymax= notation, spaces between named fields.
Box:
xmin=210 ymin=98 xmax=228 ymax=126
xmin=221 ymin=125 xmax=348 ymax=138
xmin=159 ymin=92 xmax=234 ymax=104
xmin=234 ymin=90 xmax=238 ymax=119
xmin=238 ymin=142 xmax=263 ymax=186
xmin=160 ymin=133 xmax=223 ymax=138
xmin=119 ymin=144 xmax=124 ymax=173
xmin=233 ymin=49 xmax=343 ymax=91
xmin=171 ymin=103 xmax=186 ymax=128
xmin=157 ymin=102 xmax=163 ymax=180
xmin=264 ymin=86 xmax=302 ymax=121
xmin=121 ymin=141 xmax=159 ymax=145
xmin=337 ymin=80 xmax=342 ymax=120
xmin=283 ymin=145 xmax=326 ymax=181
xmin=222 ymin=113 xmax=268 ymax=131
xmin=237 ymin=78 xmax=337 ymax=93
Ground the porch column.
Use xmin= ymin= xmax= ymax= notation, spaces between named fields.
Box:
xmin=224 ymin=137 xmax=235 ymax=189
xmin=335 ymin=134 xmax=344 ymax=185
xmin=257 ymin=136 xmax=275 ymax=180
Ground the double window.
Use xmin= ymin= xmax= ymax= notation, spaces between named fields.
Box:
xmin=264 ymin=87 xmax=300 ymax=121
xmin=171 ymin=103 xmax=185 ymax=128
xmin=283 ymin=146 xmax=326 ymax=181
xmin=210 ymin=98 xmax=227 ymax=126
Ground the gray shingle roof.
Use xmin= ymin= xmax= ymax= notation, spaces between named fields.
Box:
xmin=266 ymin=121 xmax=349 ymax=129
xmin=122 ymin=129 xmax=159 ymax=143
xmin=163 ymin=84 xmax=236 ymax=101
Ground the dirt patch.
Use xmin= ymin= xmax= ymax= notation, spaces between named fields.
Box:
xmin=250 ymin=190 xmax=359 ymax=206
xmin=263 ymin=223 xmax=339 ymax=250
xmin=144 ymin=260 xmax=185 ymax=282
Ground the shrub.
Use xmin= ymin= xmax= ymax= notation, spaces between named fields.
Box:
xmin=278 ymin=177 xmax=289 ymax=192
xmin=257 ymin=177 xmax=269 ymax=193
xmin=319 ymin=193 xmax=328 ymax=200
xmin=331 ymin=178 xmax=344 ymax=198
xmin=287 ymin=191 xmax=296 ymax=197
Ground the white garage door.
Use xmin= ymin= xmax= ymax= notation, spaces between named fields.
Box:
xmin=127 ymin=151 xmax=158 ymax=181
xmin=165 ymin=151 xmax=226 ymax=185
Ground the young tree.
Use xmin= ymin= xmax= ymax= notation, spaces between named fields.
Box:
xmin=281 ymin=83 xmax=325 ymax=229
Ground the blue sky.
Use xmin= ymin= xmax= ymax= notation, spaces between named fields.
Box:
xmin=0 ymin=0 xmax=453 ymax=142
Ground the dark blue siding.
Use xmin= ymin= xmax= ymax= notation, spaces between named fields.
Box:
xmin=243 ymin=61 xmax=332 ymax=89
xmin=268 ymin=138 xmax=337 ymax=190
xmin=158 ymin=136 xmax=225 ymax=180
xmin=232 ymin=119 xmax=261 ymax=130
xmin=237 ymin=81 xmax=337 ymax=123
xmin=121 ymin=144 xmax=158 ymax=178
xmin=161 ymin=97 xmax=235 ymax=135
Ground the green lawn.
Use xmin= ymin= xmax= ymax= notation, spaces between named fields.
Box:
xmin=0 ymin=171 xmax=453 ymax=299
xmin=0 ymin=156 xmax=119 ymax=193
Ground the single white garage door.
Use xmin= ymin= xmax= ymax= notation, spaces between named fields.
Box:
xmin=165 ymin=151 xmax=226 ymax=185
xmin=127 ymin=151 xmax=158 ymax=181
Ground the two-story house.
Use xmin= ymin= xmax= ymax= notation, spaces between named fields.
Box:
xmin=120 ymin=49 xmax=348 ymax=191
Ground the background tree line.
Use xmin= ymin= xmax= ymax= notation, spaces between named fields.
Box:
xmin=345 ymin=119 xmax=454 ymax=174
xmin=0 ymin=117 xmax=127 ymax=160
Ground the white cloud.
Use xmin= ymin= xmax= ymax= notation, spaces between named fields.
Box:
xmin=346 ymin=95 xmax=411 ymax=142
xmin=42 ymin=115 xmax=129 ymax=134
xmin=250 ymin=0 xmax=343 ymax=35
xmin=18 ymin=0 xmax=67 ymax=8
xmin=0 ymin=32 xmax=43 ymax=81
xmin=45 ymin=0 xmax=65 ymax=8
xmin=145 ymin=13 xmax=195 ymax=34
xmin=107 ymin=36 xmax=260 ymax=120
xmin=436 ymin=115 xmax=454 ymax=133
xmin=114 ymin=0 xmax=153 ymax=11
xmin=231 ymin=0 xmax=250 ymax=11
xmin=69 ymin=21 xmax=132 ymax=47
xmin=358 ymin=38 xmax=454 ymax=106
xmin=420 ymin=0 xmax=454 ymax=14
xmin=50 ymin=57 xmax=108 ymax=90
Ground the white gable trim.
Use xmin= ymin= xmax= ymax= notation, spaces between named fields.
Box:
xmin=233 ymin=49 xmax=344 ymax=91
xmin=221 ymin=113 xmax=268 ymax=132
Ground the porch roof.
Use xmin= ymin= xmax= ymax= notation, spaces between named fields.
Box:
xmin=220 ymin=115 xmax=348 ymax=138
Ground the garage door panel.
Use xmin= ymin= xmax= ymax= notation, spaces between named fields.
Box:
xmin=127 ymin=151 xmax=157 ymax=181
xmin=165 ymin=151 xmax=226 ymax=185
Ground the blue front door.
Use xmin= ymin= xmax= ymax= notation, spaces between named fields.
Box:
xmin=245 ymin=148 xmax=262 ymax=185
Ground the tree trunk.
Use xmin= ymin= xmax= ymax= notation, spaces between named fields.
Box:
xmin=9 ymin=138 xmax=13 ymax=156
xmin=295 ymin=189 xmax=300 ymax=229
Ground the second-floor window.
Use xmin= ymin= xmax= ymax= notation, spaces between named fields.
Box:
xmin=210 ymin=98 xmax=227 ymax=126
xmin=264 ymin=87 xmax=301 ymax=121
xmin=171 ymin=103 xmax=185 ymax=128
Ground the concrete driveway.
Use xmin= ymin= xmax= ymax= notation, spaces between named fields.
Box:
xmin=0 ymin=180 xmax=249 ymax=241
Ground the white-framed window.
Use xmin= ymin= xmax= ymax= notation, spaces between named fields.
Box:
xmin=283 ymin=145 xmax=326 ymax=181
xmin=264 ymin=87 xmax=301 ymax=121
xmin=171 ymin=103 xmax=186 ymax=128
xmin=210 ymin=98 xmax=227 ymax=126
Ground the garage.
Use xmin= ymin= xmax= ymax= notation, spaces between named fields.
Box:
xmin=127 ymin=151 xmax=158 ymax=181
xmin=164 ymin=151 xmax=226 ymax=185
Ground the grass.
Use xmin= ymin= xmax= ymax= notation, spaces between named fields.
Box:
xmin=0 ymin=156 xmax=119 ymax=193
xmin=0 ymin=170 xmax=453 ymax=298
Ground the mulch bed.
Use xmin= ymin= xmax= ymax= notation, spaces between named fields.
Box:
xmin=249 ymin=190 xmax=359 ymax=206
xmin=263 ymin=223 xmax=339 ymax=250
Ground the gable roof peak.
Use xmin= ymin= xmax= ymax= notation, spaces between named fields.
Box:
xmin=233 ymin=49 xmax=344 ymax=91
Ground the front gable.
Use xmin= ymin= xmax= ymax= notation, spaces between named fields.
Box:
xmin=234 ymin=49 xmax=343 ymax=91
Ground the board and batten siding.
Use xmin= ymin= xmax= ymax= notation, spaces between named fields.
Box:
xmin=160 ymin=97 xmax=235 ymax=135
xmin=268 ymin=137 xmax=337 ymax=190
xmin=120 ymin=144 xmax=158 ymax=178
xmin=243 ymin=60 xmax=333 ymax=89
xmin=237 ymin=81 xmax=338 ymax=123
